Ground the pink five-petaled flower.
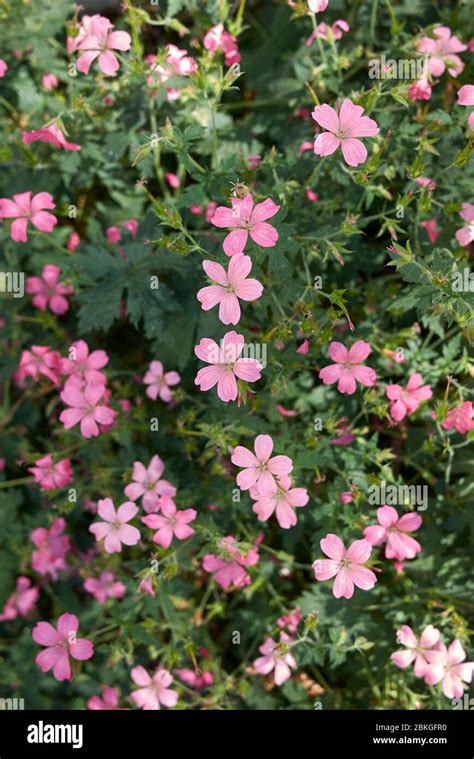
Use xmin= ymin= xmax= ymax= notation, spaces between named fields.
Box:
xmin=197 ymin=254 xmax=263 ymax=325
xmin=88 ymin=685 xmax=121 ymax=710
xmin=416 ymin=26 xmax=467 ymax=78
xmin=251 ymin=480 xmax=309 ymax=529
xmin=390 ymin=625 xmax=441 ymax=677
xmin=28 ymin=454 xmax=73 ymax=491
xmin=130 ymin=666 xmax=178 ymax=710
xmin=194 ymin=330 xmax=262 ymax=403
xmin=277 ymin=608 xmax=302 ymax=635
xmin=124 ymin=455 xmax=176 ymax=513
xmin=253 ymin=633 xmax=297 ymax=686
xmin=63 ymin=339 xmax=109 ymax=386
xmin=83 ymin=572 xmax=126 ymax=604
xmin=231 ymin=434 xmax=293 ymax=496
xmin=385 ymin=373 xmax=433 ymax=422
xmin=363 ymin=506 xmax=422 ymax=561
xmin=0 ymin=191 xmax=57 ymax=243
xmin=31 ymin=517 xmax=70 ymax=580
xmin=89 ymin=498 xmax=141 ymax=554
xmin=457 ymin=85 xmax=474 ymax=131
xmin=407 ymin=77 xmax=432 ymax=101
xmin=203 ymin=24 xmax=240 ymax=67
xmin=141 ymin=495 xmax=197 ymax=549
xmin=319 ymin=340 xmax=377 ymax=395
xmin=211 ymin=193 xmax=280 ymax=257
xmin=73 ymin=14 xmax=131 ymax=77
xmin=26 ymin=264 xmax=73 ymax=315
xmin=143 ymin=361 xmax=180 ymax=402
xmin=202 ymin=535 xmax=259 ymax=590
xmin=32 ymin=613 xmax=94 ymax=682
xmin=455 ymin=203 xmax=474 ymax=247
xmin=60 ymin=380 xmax=116 ymax=438
xmin=0 ymin=577 xmax=39 ymax=622
xmin=423 ymin=640 xmax=474 ymax=699
xmin=22 ymin=123 xmax=81 ymax=151
xmin=175 ymin=669 xmax=214 ymax=690
xmin=441 ymin=401 xmax=474 ymax=435
xmin=312 ymin=99 xmax=379 ymax=167
xmin=313 ymin=534 xmax=377 ymax=599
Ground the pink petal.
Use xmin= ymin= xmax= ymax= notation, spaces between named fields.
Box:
xmin=320 ymin=534 xmax=345 ymax=560
xmin=314 ymin=132 xmax=340 ymax=157
xmin=341 ymin=138 xmax=367 ymax=167
xmin=223 ymin=229 xmax=248 ymax=256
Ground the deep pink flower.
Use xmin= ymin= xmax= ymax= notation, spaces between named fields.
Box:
xmin=89 ymin=498 xmax=141 ymax=554
xmin=407 ymin=77 xmax=432 ymax=101
xmin=203 ymin=24 xmax=240 ymax=67
xmin=130 ymin=666 xmax=178 ymax=710
xmin=421 ymin=218 xmax=439 ymax=242
xmin=211 ymin=193 xmax=280 ymax=256
xmin=22 ymin=123 xmax=81 ymax=151
xmin=390 ymin=625 xmax=441 ymax=677
xmin=106 ymin=219 xmax=138 ymax=243
xmin=313 ymin=534 xmax=377 ymax=599
xmin=194 ymin=330 xmax=262 ymax=403
xmin=31 ymin=518 xmax=70 ymax=580
xmin=277 ymin=608 xmax=302 ymax=634
xmin=254 ymin=633 xmax=297 ymax=686
xmin=364 ymin=506 xmax=422 ymax=560
xmin=231 ymin=434 xmax=293 ymax=496
xmin=0 ymin=191 xmax=57 ymax=242
xmin=28 ymin=454 xmax=73 ymax=491
xmin=88 ymin=686 xmax=120 ymax=710
xmin=84 ymin=571 xmax=126 ymax=604
xmin=441 ymin=401 xmax=474 ymax=434
xmin=312 ymin=99 xmax=379 ymax=167
xmin=339 ymin=491 xmax=353 ymax=504
xmin=33 ymin=613 xmax=93 ymax=681
xmin=0 ymin=577 xmax=39 ymax=622
xmin=202 ymin=535 xmax=259 ymax=590
xmin=415 ymin=176 xmax=436 ymax=192
xmin=305 ymin=188 xmax=318 ymax=202
xmin=385 ymin=373 xmax=432 ymax=422
xmin=423 ymin=640 xmax=473 ymax=698
xmin=175 ymin=669 xmax=214 ymax=690
xmin=141 ymin=495 xmax=197 ymax=548
xmin=15 ymin=346 xmax=62 ymax=387
xmin=416 ymin=26 xmax=467 ymax=78
xmin=26 ymin=264 xmax=73 ymax=315
xmin=124 ymin=455 xmax=177 ymax=513
xmin=67 ymin=231 xmax=81 ymax=251
xmin=60 ymin=380 xmax=116 ymax=438
xmin=0 ymin=59 xmax=7 ymax=77
xmin=73 ymin=14 xmax=131 ymax=77
xmin=251 ymin=480 xmax=309 ymax=528
xmin=455 ymin=203 xmax=474 ymax=247
xmin=42 ymin=73 xmax=58 ymax=89
xmin=143 ymin=361 xmax=180 ymax=402
xmin=276 ymin=403 xmax=298 ymax=417
xmin=164 ymin=172 xmax=180 ymax=189
xmin=319 ymin=340 xmax=377 ymax=395
xmin=197 ymin=254 xmax=263 ymax=325
xmin=62 ymin=340 xmax=109 ymax=386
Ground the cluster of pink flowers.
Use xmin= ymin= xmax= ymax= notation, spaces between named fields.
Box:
xmin=203 ymin=535 xmax=260 ymax=590
xmin=69 ymin=14 xmax=131 ymax=77
xmin=31 ymin=517 xmax=70 ymax=579
xmin=0 ymin=577 xmax=39 ymax=621
xmin=147 ymin=45 xmax=197 ymax=101
xmin=106 ymin=218 xmax=138 ymax=243
xmin=203 ymin=24 xmax=240 ymax=67
xmin=409 ymin=27 xmax=467 ymax=102
xmin=385 ymin=373 xmax=432 ymax=422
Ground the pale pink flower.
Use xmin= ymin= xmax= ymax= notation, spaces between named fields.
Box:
xmin=455 ymin=203 xmax=474 ymax=247
xmin=0 ymin=59 xmax=8 ymax=77
xmin=319 ymin=340 xmax=377 ymax=395
xmin=313 ymin=534 xmax=377 ymax=599
xmin=74 ymin=14 xmax=131 ymax=77
xmin=231 ymin=434 xmax=293 ymax=496
xmin=203 ymin=24 xmax=240 ymax=67
xmin=202 ymin=535 xmax=259 ymax=590
xmin=106 ymin=219 xmax=138 ymax=243
xmin=252 ymin=480 xmax=309 ymax=528
xmin=308 ymin=0 xmax=328 ymax=11
xmin=130 ymin=666 xmax=178 ymax=710
xmin=407 ymin=77 xmax=432 ymax=101
xmin=67 ymin=231 xmax=81 ymax=251
xmin=88 ymin=685 xmax=120 ymax=710
xmin=33 ymin=612 xmax=93 ymax=682
xmin=28 ymin=454 xmax=73 ymax=491
xmin=0 ymin=577 xmax=39 ymax=622
xmin=277 ymin=608 xmax=302 ymax=634
xmin=298 ymin=140 xmax=314 ymax=155
xmin=254 ymin=633 xmax=297 ymax=686
xmin=62 ymin=340 xmax=109 ymax=386
xmin=124 ymin=455 xmax=177 ymax=513
xmin=364 ymin=506 xmax=422 ymax=560
xmin=416 ymin=26 xmax=467 ymax=78
xmin=15 ymin=346 xmax=62 ymax=387
xmin=205 ymin=201 xmax=218 ymax=223
xmin=164 ymin=172 xmax=180 ymax=189
xmin=175 ymin=669 xmax=213 ymax=690
xmin=143 ymin=361 xmax=180 ymax=402
xmin=137 ymin=576 xmax=156 ymax=598
xmin=441 ymin=401 xmax=474 ymax=434
xmin=60 ymin=380 xmax=116 ymax=438
xmin=147 ymin=45 xmax=197 ymax=100
xmin=84 ymin=571 xmax=126 ymax=604
xmin=415 ymin=176 xmax=436 ymax=192
xmin=31 ymin=518 xmax=70 ymax=580
xmin=197 ymin=254 xmax=263 ymax=325
xmin=0 ymin=191 xmax=57 ymax=242
xmin=26 ymin=264 xmax=73 ymax=315
xmin=386 ymin=373 xmax=432 ymax=422
xmin=141 ymin=495 xmax=197 ymax=548
xmin=421 ymin=218 xmax=439 ymax=242
xmin=312 ymin=99 xmax=379 ymax=167
xmin=22 ymin=124 xmax=81 ymax=151
xmin=390 ymin=625 xmax=441 ymax=677
xmin=307 ymin=19 xmax=349 ymax=45
xmin=42 ymin=73 xmax=58 ymax=89
xmin=211 ymin=193 xmax=280 ymax=256
xmin=457 ymin=84 xmax=474 ymax=106
xmin=194 ymin=330 xmax=262 ymax=403
xmin=89 ymin=498 xmax=141 ymax=554
xmin=423 ymin=640 xmax=474 ymax=698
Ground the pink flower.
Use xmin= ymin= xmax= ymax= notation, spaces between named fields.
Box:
xmin=60 ymin=380 xmax=116 ymax=438
xmin=420 ymin=218 xmax=439 ymax=242
xmin=313 ymin=534 xmax=377 ymax=599
xmin=312 ymin=99 xmax=379 ymax=167
xmin=339 ymin=491 xmax=353 ymax=504
xmin=106 ymin=219 xmax=138 ymax=243
xmin=31 ymin=518 xmax=70 ymax=580
xmin=143 ymin=361 xmax=180 ymax=402
xmin=141 ymin=495 xmax=197 ymax=548
xmin=15 ymin=346 xmax=62 ymax=386
xmin=62 ymin=340 xmax=109 ymax=386
xmin=203 ymin=24 xmax=240 ymax=67
xmin=252 ymin=480 xmax=309 ymax=528
xmin=0 ymin=577 xmax=39 ymax=622
xmin=194 ymin=330 xmax=262 ymax=403
xmin=88 ymin=685 xmax=120 ymax=710
xmin=408 ymin=77 xmax=432 ymax=101
xmin=385 ymin=373 xmax=432 ymax=422
xmin=84 ymin=572 xmax=126 ymax=604
xmin=308 ymin=0 xmax=328 ymax=11
xmin=28 ymin=454 xmax=73 ymax=491
xmin=298 ymin=140 xmax=314 ymax=155
xmin=254 ymin=633 xmax=297 ymax=686
xmin=175 ymin=669 xmax=213 ymax=690
xmin=164 ymin=172 xmax=180 ymax=189
xmin=276 ymin=403 xmax=298 ymax=417
xmin=205 ymin=201 xmax=218 ymax=222
xmin=202 ymin=535 xmax=259 ymax=590
xmin=441 ymin=401 xmax=474 ymax=434
xmin=423 ymin=640 xmax=473 ymax=698
xmin=89 ymin=498 xmax=141 ymax=554
xmin=247 ymin=155 xmax=261 ymax=170
xmin=197 ymin=254 xmax=263 ymax=325
xmin=297 ymin=339 xmax=309 ymax=354
xmin=305 ymin=188 xmax=318 ymax=202
xmin=74 ymin=14 xmax=131 ymax=77
xmin=390 ymin=625 xmax=441 ymax=677
xmin=319 ymin=340 xmax=377 ymax=395
xmin=455 ymin=203 xmax=474 ymax=247
xmin=211 ymin=193 xmax=280 ymax=256
xmin=130 ymin=666 xmax=178 ymax=710
xmin=26 ymin=264 xmax=73 ymax=315
xmin=124 ymin=456 xmax=177 ymax=513
xmin=137 ymin=576 xmax=156 ymax=598
xmin=364 ymin=506 xmax=422 ymax=560
xmin=33 ymin=613 xmax=93 ymax=682
xmin=0 ymin=59 xmax=8 ymax=77
xmin=277 ymin=608 xmax=302 ymax=634
xmin=147 ymin=45 xmax=197 ymax=100
xmin=42 ymin=73 xmax=58 ymax=90
xmin=165 ymin=44 xmax=197 ymax=75
xmin=415 ymin=176 xmax=436 ymax=192
xmin=22 ymin=123 xmax=81 ymax=151
xmin=0 ymin=191 xmax=57 ymax=242
xmin=67 ymin=231 xmax=81 ymax=251
xmin=307 ymin=20 xmax=349 ymax=45
xmin=416 ymin=26 xmax=467 ymax=78
xmin=457 ymin=84 xmax=474 ymax=106
xmin=231 ymin=434 xmax=293 ymax=496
